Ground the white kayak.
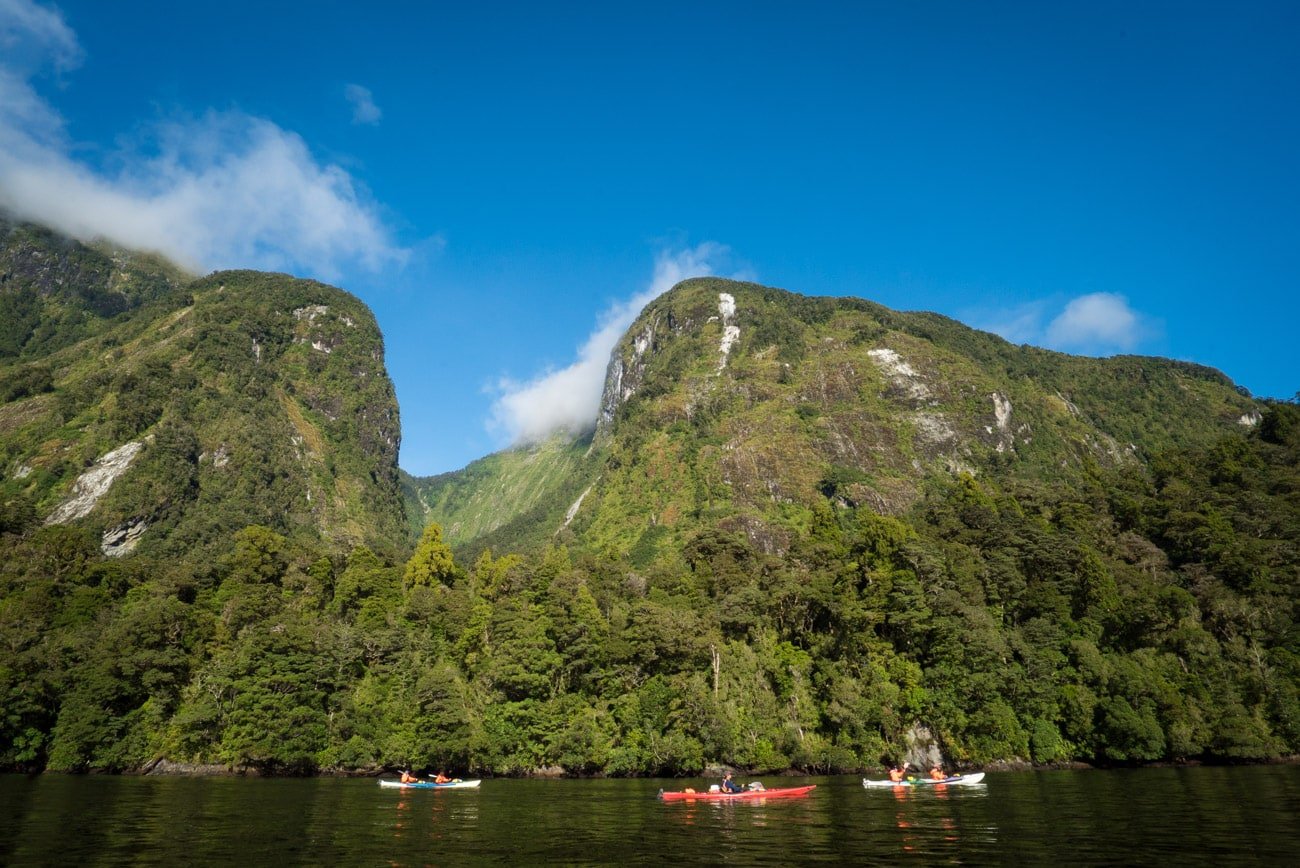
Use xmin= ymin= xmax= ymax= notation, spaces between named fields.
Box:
xmin=863 ymin=772 xmax=985 ymax=788
xmin=379 ymin=778 xmax=481 ymax=789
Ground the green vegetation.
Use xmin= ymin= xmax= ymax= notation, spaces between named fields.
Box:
xmin=403 ymin=433 xmax=600 ymax=560
xmin=3 ymin=402 xmax=1296 ymax=774
xmin=0 ymin=217 xmax=188 ymax=360
xmin=0 ymin=224 xmax=407 ymax=566
xmin=2 ymin=226 xmax=1296 ymax=776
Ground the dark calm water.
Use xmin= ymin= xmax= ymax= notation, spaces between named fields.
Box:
xmin=2 ymin=766 xmax=1298 ymax=865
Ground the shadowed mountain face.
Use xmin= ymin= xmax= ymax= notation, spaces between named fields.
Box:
xmin=412 ymin=277 xmax=1258 ymax=565
xmin=0 ymin=217 xmax=189 ymax=359
xmin=0 ymin=220 xmax=406 ymax=564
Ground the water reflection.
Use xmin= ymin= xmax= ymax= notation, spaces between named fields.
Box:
xmin=2 ymin=768 xmax=1298 ymax=865
xmin=868 ymin=772 xmax=1001 ymax=858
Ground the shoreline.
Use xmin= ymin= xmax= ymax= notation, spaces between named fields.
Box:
xmin=10 ymin=754 xmax=1295 ymax=779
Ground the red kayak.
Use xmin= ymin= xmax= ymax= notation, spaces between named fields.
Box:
xmin=658 ymin=785 xmax=816 ymax=801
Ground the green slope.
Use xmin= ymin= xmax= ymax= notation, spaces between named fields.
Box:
xmin=420 ymin=277 xmax=1258 ymax=566
xmin=0 ymin=216 xmax=189 ymax=359
xmin=405 ymin=432 xmax=601 ymax=559
xmin=1 ymin=224 xmax=407 ymax=564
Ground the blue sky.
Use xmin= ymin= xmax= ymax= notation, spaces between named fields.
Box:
xmin=2 ymin=0 xmax=1296 ymax=475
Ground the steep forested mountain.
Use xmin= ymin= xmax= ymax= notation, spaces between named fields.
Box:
xmin=0 ymin=219 xmax=406 ymax=561
xmin=414 ymin=278 xmax=1260 ymax=564
xmin=2 ymin=224 xmax=1296 ymax=777
xmin=402 ymin=279 xmax=1298 ymax=772
xmin=1 ymin=220 xmax=408 ymax=772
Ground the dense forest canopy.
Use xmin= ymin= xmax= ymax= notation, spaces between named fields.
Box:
xmin=4 ymin=402 xmax=1296 ymax=774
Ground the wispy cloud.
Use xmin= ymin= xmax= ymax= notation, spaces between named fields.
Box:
xmin=975 ymin=291 xmax=1156 ymax=355
xmin=344 ymin=83 xmax=382 ymax=126
xmin=0 ymin=0 xmax=403 ymax=279
xmin=489 ymin=243 xmax=746 ymax=445
xmin=0 ymin=0 xmax=81 ymax=73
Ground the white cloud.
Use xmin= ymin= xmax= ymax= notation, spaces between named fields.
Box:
xmin=345 ymin=83 xmax=382 ymax=126
xmin=489 ymin=243 xmax=744 ymax=445
xmin=0 ymin=0 xmax=402 ymax=279
xmin=977 ymin=291 xmax=1153 ymax=355
xmin=1044 ymin=292 xmax=1144 ymax=352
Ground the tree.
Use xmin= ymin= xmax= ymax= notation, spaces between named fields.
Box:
xmin=404 ymin=523 xmax=458 ymax=589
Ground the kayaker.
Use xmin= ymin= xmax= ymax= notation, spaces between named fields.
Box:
xmin=720 ymin=772 xmax=744 ymax=793
xmin=888 ymin=762 xmax=910 ymax=783
xmin=929 ymin=764 xmax=946 ymax=781
xmin=400 ymin=770 xmax=420 ymax=784
xmin=434 ymin=771 xmax=452 ymax=784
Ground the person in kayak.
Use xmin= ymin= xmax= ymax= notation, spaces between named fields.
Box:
xmin=888 ymin=762 xmax=910 ymax=783
xmin=434 ymin=771 xmax=452 ymax=784
xmin=400 ymin=770 xmax=420 ymax=784
xmin=929 ymin=764 xmax=947 ymax=781
xmin=721 ymin=772 xmax=744 ymax=793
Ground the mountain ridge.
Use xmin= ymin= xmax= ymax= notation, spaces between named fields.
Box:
xmin=1 ymin=221 xmax=407 ymax=563
xmin=413 ymin=277 xmax=1259 ymax=564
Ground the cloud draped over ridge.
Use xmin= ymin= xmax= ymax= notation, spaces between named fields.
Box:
xmin=978 ymin=291 xmax=1154 ymax=355
xmin=1044 ymin=292 xmax=1145 ymax=351
xmin=0 ymin=0 xmax=402 ymax=279
xmin=489 ymin=243 xmax=745 ymax=445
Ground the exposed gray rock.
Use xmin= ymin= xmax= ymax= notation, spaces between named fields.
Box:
xmin=101 ymin=517 xmax=148 ymax=557
xmin=716 ymin=292 xmax=739 ymax=371
xmin=903 ymin=722 xmax=945 ymax=769
xmin=139 ymin=759 xmax=242 ymax=776
xmin=293 ymin=304 xmax=329 ymax=322
xmin=562 ymin=483 xmax=593 ymax=528
xmin=990 ymin=391 xmax=1015 ymax=453
xmin=868 ymin=347 xmax=932 ymax=403
xmin=44 ymin=440 xmax=144 ymax=525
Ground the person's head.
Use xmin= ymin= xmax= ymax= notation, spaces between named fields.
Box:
xmin=724 ymin=772 xmax=732 ymax=780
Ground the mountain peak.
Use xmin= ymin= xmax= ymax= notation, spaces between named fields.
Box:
xmin=421 ymin=277 xmax=1257 ymax=565
xmin=1 ymin=221 xmax=406 ymax=563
